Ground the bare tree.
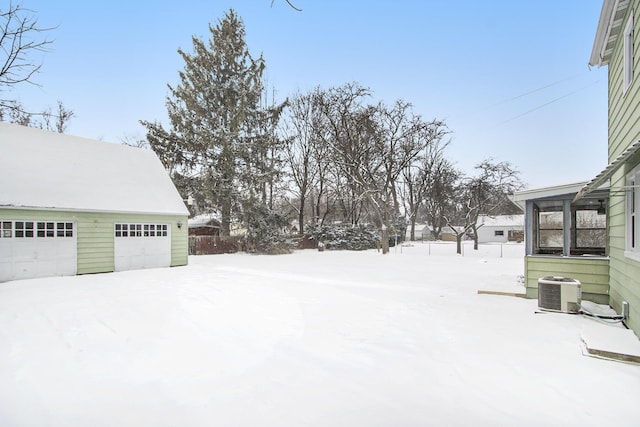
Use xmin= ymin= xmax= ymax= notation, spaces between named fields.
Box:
xmin=0 ymin=98 xmax=30 ymax=124
xmin=283 ymin=90 xmax=321 ymax=234
xmin=316 ymin=83 xmax=435 ymax=254
xmin=372 ymin=100 xmax=438 ymax=250
xmin=1 ymin=2 xmax=54 ymax=105
xmin=120 ymin=133 xmax=150 ymax=149
xmin=400 ymin=124 xmax=450 ymax=240
xmin=316 ymin=83 xmax=372 ymax=227
xmin=444 ymin=188 xmax=477 ymax=255
xmin=310 ymin=113 xmax=333 ymax=225
xmin=41 ymin=100 xmax=74 ymax=133
xmin=1 ymin=98 xmax=74 ymax=133
xmin=445 ymin=159 xmax=523 ymax=254
xmin=0 ymin=4 xmax=75 ymax=131
xmin=467 ymin=159 xmax=523 ymax=249
xmin=422 ymin=156 xmax=459 ymax=241
xmin=270 ymin=0 xmax=302 ymax=11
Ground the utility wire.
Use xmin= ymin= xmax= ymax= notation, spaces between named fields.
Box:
xmin=487 ymin=72 xmax=586 ymax=109
xmin=497 ymin=80 xmax=600 ymax=126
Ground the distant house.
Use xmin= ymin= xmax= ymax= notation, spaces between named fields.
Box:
xmin=420 ymin=225 xmax=465 ymax=241
xmin=0 ymin=123 xmax=189 ymax=282
xmin=186 ymin=213 xmax=244 ymax=255
xmin=475 ymin=215 xmax=524 ymax=243
xmin=414 ymin=224 xmax=429 ymax=240
xmin=188 ymin=214 xmax=221 ymax=236
xmin=440 ymin=226 xmax=462 ymax=242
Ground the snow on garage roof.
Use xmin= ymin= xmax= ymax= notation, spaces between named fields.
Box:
xmin=0 ymin=122 xmax=189 ymax=216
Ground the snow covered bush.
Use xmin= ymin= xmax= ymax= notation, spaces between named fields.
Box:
xmin=305 ymin=223 xmax=379 ymax=251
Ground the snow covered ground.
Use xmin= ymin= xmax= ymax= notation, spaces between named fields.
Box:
xmin=1 ymin=242 xmax=639 ymax=427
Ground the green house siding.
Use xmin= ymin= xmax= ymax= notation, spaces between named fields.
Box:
xmin=605 ymin=0 xmax=640 ymax=335
xmin=0 ymin=208 xmax=188 ymax=275
xmin=524 ymin=256 xmax=610 ymax=304
xmin=606 ymin=144 xmax=640 ymax=335
xmin=77 ymin=218 xmax=115 ymax=274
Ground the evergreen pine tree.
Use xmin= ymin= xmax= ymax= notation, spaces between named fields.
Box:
xmin=142 ymin=9 xmax=266 ymax=236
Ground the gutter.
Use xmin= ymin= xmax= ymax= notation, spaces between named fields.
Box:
xmin=590 ymin=0 xmax=619 ymax=67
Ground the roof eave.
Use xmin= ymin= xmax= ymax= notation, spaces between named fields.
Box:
xmin=512 ymin=182 xmax=588 ymax=203
xmin=590 ymin=0 xmax=631 ymax=67
xmin=0 ymin=204 xmax=190 ymax=217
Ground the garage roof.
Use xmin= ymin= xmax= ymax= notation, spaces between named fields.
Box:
xmin=0 ymin=122 xmax=189 ymax=216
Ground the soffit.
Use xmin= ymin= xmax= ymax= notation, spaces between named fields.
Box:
xmin=590 ymin=0 xmax=631 ymax=67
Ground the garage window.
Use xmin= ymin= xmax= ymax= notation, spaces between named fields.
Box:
xmin=56 ymin=222 xmax=73 ymax=237
xmin=132 ymin=224 xmax=142 ymax=237
xmin=1 ymin=221 xmax=72 ymax=238
xmin=15 ymin=221 xmax=34 ymax=238
xmin=1 ymin=221 xmax=12 ymax=238
xmin=116 ymin=223 xmax=168 ymax=238
xmin=37 ymin=222 xmax=55 ymax=237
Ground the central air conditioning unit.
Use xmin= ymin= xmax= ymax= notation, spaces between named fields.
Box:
xmin=538 ymin=276 xmax=582 ymax=313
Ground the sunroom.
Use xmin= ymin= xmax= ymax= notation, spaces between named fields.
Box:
xmin=512 ymin=182 xmax=610 ymax=304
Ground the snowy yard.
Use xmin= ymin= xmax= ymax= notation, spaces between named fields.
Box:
xmin=1 ymin=242 xmax=639 ymax=426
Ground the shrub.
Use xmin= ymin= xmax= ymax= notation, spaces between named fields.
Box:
xmin=305 ymin=223 xmax=379 ymax=251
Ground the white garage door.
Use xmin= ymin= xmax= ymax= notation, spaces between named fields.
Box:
xmin=0 ymin=220 xmax=77 ymax=282
xmin=114 ymin=223 xmax=171 ymax=272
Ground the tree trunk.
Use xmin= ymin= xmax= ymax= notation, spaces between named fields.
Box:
xmin=456 ymin=234 xmax=463 ymax=255
xmin=472 ymin=224 xmax=479 ymax=250
xmin=221 ymin=201 xmax=231 ymax=236
xmin=409 ymin=216 xmax=416 ymax=241
xmin=298 ymin=196 xmax=305 ymax=235
xmin=433 ymin=226 xmax=441 ymax=240
xmin=314 ymin=182 xmax=324 ymax=225
xmin=381 ymin=226 xmax=390 ymax=254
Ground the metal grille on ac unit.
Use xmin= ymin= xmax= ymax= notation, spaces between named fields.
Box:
xmin=538 ymin=276 xmax=582 ymax=313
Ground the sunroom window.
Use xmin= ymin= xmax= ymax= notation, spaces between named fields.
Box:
xmin=532 ymin=199 xmax=606 ymax=257
xmin=537 ymin=209 xmax=563 ymax=254
xmin=574 ymin=209 xmax=607 ymax=254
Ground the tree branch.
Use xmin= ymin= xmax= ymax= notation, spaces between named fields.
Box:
xmin=270 ymin=0 xmax=302 ymax=12
xmin=1 ymin=2 xmax=56 ymax=90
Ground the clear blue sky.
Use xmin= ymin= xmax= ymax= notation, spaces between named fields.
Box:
xmin=9 ymin=0 xmax=608 ymax=189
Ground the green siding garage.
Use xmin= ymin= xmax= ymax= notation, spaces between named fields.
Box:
xmin=0 ymin=123 xmax=189 ymax=282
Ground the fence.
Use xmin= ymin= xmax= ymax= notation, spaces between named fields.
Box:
xmin=188 ymin=236 xmax=244 ymax=255
xmin=412 ymin=240 xmax=524 ymax=259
